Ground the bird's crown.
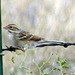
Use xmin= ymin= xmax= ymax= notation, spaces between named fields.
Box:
xmin=3 ymin=24 xmax=20 ymax=32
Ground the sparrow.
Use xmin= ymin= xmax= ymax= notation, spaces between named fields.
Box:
xmin=3 ymin=24 xmax=63 ymax=52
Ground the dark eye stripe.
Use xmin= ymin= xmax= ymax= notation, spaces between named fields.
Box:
xmin=10 ymin=27 xmax=19 ymax=31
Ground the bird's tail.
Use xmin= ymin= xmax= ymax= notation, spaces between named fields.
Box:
xmin=37 ymin=40 xmax=64 ymax=44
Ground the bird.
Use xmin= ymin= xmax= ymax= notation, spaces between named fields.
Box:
xmin=3 ymin=24 xmax=63 ymax=52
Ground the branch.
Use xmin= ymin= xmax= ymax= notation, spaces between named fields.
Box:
xmin=36 ymin=42 xmax=75 ymax=48
xmin=2 ymin=42 xmax=75 ymax=52
xmin=2 ymin=46 xmax=25 ymax=52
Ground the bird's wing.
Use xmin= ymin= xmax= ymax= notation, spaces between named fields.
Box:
xmin=29 ymin=35 xmax=44 ymax=41
xmin=16 ymin=30 xmax=44 ymax=41
xmin=16 ymin=30 xmax=63 ymax=45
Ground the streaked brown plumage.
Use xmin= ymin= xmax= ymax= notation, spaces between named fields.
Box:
xmin=3 ymin=24 xmax=63 ymax=51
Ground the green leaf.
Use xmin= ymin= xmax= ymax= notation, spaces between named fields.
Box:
xmin=53 ymin=67 xmax=57 ymax=70
xmin=57 ymin=56 xmax=60 ymax=61
xmin=63 ymin=72 xmax=67 ymax=75
xmin=44 ymin=73 xmax=49 ymax=75
xmin=16 ymin=51 xmax=21 ymax=55
xmin=27 ymin=71 xmax=33 ymax=74
xmin=61 ymin=60 xmax=66 ymax=65
xmin=62 ymin=65 xmax=69 ymax=68
xmin=57 ymin=68 xmax=61 ymax=71
xmin=12 ymin=57 xmax=15 ymax=63
xmin=43 ymin=61 xmax=50 ymax=65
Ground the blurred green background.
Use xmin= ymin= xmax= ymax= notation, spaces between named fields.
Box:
xmin=2 ymin=0 xmax=75 ymax=75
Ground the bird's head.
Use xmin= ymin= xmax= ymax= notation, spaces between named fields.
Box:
xmin=3 ymin=24 xmax=20 ymax=33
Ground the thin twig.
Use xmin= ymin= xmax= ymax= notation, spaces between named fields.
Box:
xmin=36 ymin=42 xmax=75 ymax=48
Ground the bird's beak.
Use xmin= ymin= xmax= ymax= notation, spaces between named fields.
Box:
xmin=3 ymin=26 xmax=8 ymax=30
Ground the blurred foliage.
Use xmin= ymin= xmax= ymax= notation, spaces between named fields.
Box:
xmin=2 ymin=0 xmax=75 ymax=75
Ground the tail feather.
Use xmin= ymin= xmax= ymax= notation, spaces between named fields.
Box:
xmin=38 ymin=40 xmax=64 ymax=44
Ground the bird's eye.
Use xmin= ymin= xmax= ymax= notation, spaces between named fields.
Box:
xmin=10 ymin=26 xmax=13 ymax=29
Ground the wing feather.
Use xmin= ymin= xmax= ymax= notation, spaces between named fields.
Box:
xmin=16 ymin=30 xmax=44 ymax=41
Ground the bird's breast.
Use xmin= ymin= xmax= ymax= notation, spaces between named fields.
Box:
xmin=8 ymin=33 xmax=17 ymax=45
